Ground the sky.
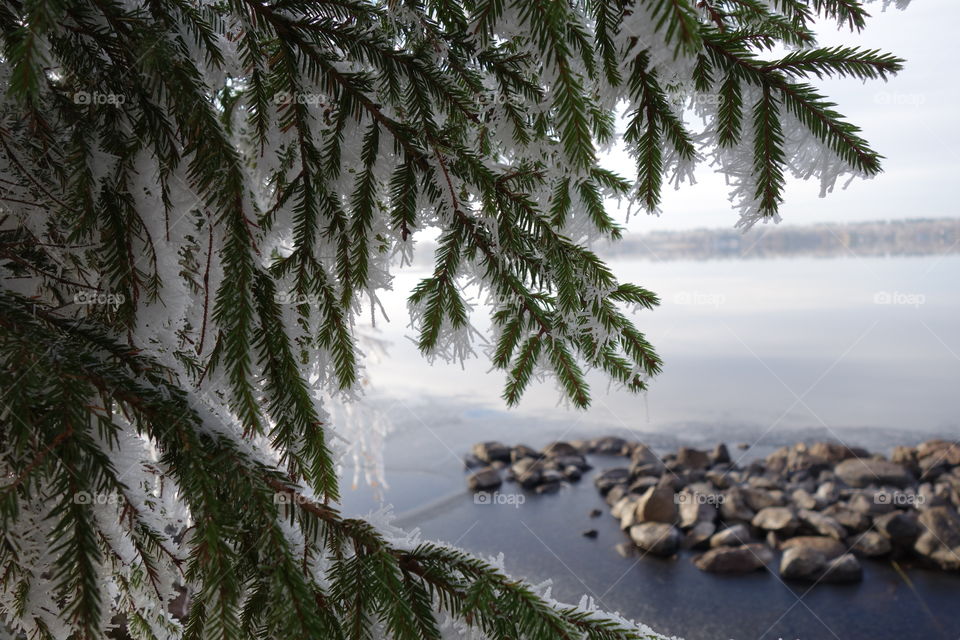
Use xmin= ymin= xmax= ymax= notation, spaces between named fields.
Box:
xmin=609 ymin=0 xmax=960 ymax=232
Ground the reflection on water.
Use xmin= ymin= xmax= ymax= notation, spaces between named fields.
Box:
xmin=340 ymin=238 xmax=960 ymax=640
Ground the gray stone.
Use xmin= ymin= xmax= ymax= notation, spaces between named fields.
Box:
xmin=798 ymin=509 xmax=846 ymax=540
xmin=541 ymin=469 xmax=564 ymax=484
xmin=766 ymin=445 xmax=830 ymax=475
xmin=591 ymin=436 xmax=629 ymax=455
xmin=693 ymin=543 xmax=772 ymax=574
xmin=849 ymin=531 xmax=892 ymax=557
xmin=683 ymin=521 xmax=716 ymax=550
xmin=675 ymin=447 xmax=711 ymax=470
xmin=467 ymin=467 xmax=502 ymax=491
xmin=809 ymin=442 xmax=864 ymax=464
xmin=710 ymin=524 xmax=752 ymax=548
xmin=629 ymin=523 xmax=682 ymax=556
xmin=630 ymin=444 xmax=664 ymax=470
xmin=705 ymin=470 xmax=731 ymax=490
xmin=914 ymin=506 xmax=960 ymax=570
xmin=875 ymin=511 xmax=919 ymax=545
xmin=510 ymin=445 xmax=539 ymax=463
xmin=720 ymin=487 xmax=756 ymax=523
xmin=594 ymin=467 xmax=631 ymax=494
xmin=604 ymin=485 xmax=628 ymax=506
xmin=791 ymin=489 xmax=818 ymax=511
xmin=823 ymin=504 xmax=871 ymax=533
xmin=820 ymin=553 xmax=862 ymax=583
xmin=611 ymin=496 xmax=636 ymax=520
xmin=711 ymin=443 xmax=731 ymax=465
xmin=618 ymin=499 xmax=642 ymax=530
xmin=542 ymin=441 xmax=580 ymax=458
xmin=747 ymin=476 xmax=782 ymax=491
xmin=780 ymin=536 xmax=846 ymax=560
xmin=633 ymin=485 xmax=678 ymax=524
xmin=464 ymin=454 xmax=486 ymax=469
xmin=917 ymin=440 xmax=960 ymax=469
xmin=472 ymin=442 xmax=511 ymax=463
xmin=918 ymin=482 xmax=949 ymax=508
xmin=780 ymin=546 xmax=826 ymax=581
xmin=744 ymin=488 xmax=785 ymax=512
xmin=628 ymin=476 xmax=660 ymax=494
xmin=815 ymin=481 xmax=841 ymax=506
xmin=551 ymin=454 xmax=591 ymax=471
xmin=678 ymin=494 xmax=717 ymax=529
xmin=752 ymin=507 xmax=799 ymax=534
xmin=835 ymin=458 xmax=913 ymax=488
xmin=511 ymin=458 xmax=545 ymax=489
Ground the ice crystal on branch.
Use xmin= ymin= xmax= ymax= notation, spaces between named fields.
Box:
xmin=1 ymin=0 xmax=904 ymax=637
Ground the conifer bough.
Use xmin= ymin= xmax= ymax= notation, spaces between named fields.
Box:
xmin=0 ymin=0 xmax=905 ymax=637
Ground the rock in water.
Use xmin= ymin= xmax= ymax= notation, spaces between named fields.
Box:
xmin=693 ymin=544 xmax=772 ymax=574
xmin=914 ymin=506 xmax=960 ymax=570
xmin=591 ymin=436 xmax=629 ymax=455
xmin=711 ymin=443 xmax=731 ymax=465
xmin=720 ymin=487 xmax=756 ymax=523
xmin=780 ymin=546 xmax=826 ymax=581
xmin=874 ymin=511 xmax=920 ymax=545
xmin=594 ymin=467 xmax=630 ymax=494
xmin=780 ymin=536 xmax=846 ymax=560
xmin=472 ymin=441 xmax=512 ymax=463
xmin=710 ymin=524 xmax=752 ymax=548
xmin=510 ymin=458 xmax=544 ymax=489
xmin=834 ymin=458 xmax=913 ymax=488
xmin=678 ymin=490 xmax=716 ymax=528
xmin=633 ymin=485 xmax=678 ymax=524
xmin=510 ymin=444 xmax=539 ymax=463
xmin=820 ymin=554 xmax=863 ymax=583
xmin=791 ymin=489 xmax=818 ymax=511
xmin=675 ymin=447 xmax=711 ymax=470
xmin=849 ymin=531 xmax=891 ymax=557
xmin=798 ymin=509 xmax=846 ymax=540
xmin=541 ymin=441 xmax=579 ymax=458
xmin=752 ymin=507 xmax=799 ymax=534
xmin=467 ymin=467 xmax=502 ymax=492
xmin=683 ymin=521 xmax=716 ymax=550
xmin=629 ymin=523 xmax=682 ymax=556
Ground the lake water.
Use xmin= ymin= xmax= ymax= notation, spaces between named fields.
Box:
xmin=338 ymin=247 xmax=960 ymax=640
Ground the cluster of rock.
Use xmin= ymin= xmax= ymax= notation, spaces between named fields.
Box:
xmin=464 ymin=437 xmax=960 ymax=583
xmin=465 ymin=440 xmax=593 ymax=494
